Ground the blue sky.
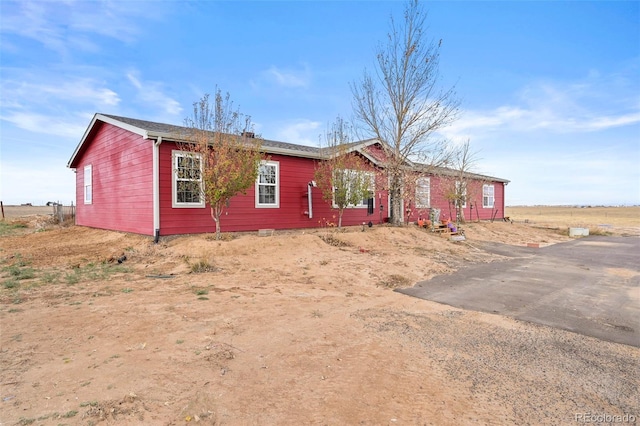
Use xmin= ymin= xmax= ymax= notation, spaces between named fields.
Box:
xmin=1 ymin=0 xmax=638 ymax=206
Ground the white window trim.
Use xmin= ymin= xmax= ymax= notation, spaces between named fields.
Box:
xmin=84 ymin=164 xmax=92 ymax=204
xmin=172 ymin=150 xmax=205 ymax=208
xmin=332 ymin=170 xmax=374 ymax=209
xmin=483 ymin=184 xmax=495 ymax=208
xmin=255 ymin=160 xmax=280 ymax=208
xmin=415 ymin=177 xmax=430 ymax=208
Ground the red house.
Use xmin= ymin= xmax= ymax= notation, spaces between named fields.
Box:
xmin=67 ymin=114 xmax=509 ymax=237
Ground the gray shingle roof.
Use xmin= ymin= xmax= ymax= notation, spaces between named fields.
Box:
xmin=69 ymin=113 xmax=509 ymax=184
xmin=100 ymin=114 xmax=323 ymax=156
xmin=101 ymin=114 xmax=186 ymax=135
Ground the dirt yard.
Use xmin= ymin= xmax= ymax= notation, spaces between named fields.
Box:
xmin=1 ymin=207 xmax=638 ymax=425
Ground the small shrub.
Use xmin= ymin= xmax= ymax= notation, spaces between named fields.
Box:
xmin=3 ymin=278 xmax=20 ymax=289
xmin=379 ymin=274 xmax=413 ymax=289
xmin=62 ymin=410 xmax=78 ymax=418
xmin=65 ymin=271 xmax=81 ymax=285
xmin=589 ymin=227 xmax=612 ymax=236
xmin=319 ymin=234 xmax=350 ymax=247
xmin=17 ymin=267 xmax=35 ymax=280
xmin=207 ymin=233 xmax=236 ymax=241
xmin=2 ymin=263 xmax=35 ymax=281
xmin=40 ymin=271 xmax=61 ymax=284
xmin=190 ymin=259 xmax=217 ymax=273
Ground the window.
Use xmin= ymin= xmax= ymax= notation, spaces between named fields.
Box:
xmin=415 ymin=177 xmax=430 ymax=208
xmin=455 ymin=181 xmax=467 ymax=208
xmin=332 ymin=170 xmax=374 ymax=208
xmin=84 ymin=165 xmax=92 ymax=204
xmin=172 ymin=151 xmax=204 ymax=208
xmin=483 ymin=184 xmax=495 ymax=208
xmin=256 ymin=160 xmax=279 ymax=208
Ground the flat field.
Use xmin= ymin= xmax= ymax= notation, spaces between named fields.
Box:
xmin=1 ymin=205 xmax=53 ymax=218
xmin=0 ymin=210 xmax=638 ymax=425
xmin=506 ymin=205 xmax=639 ymax=231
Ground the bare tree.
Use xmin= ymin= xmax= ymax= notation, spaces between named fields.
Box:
xmin=180 ymin=90 xmax=263 ymax=240
xmin=437 ymin=139 xmax=481 ymax=224
xmin=351 ymin=0 xmax=459 ymax=225
xmin=314 ymin=117 xmax=374 ymax=228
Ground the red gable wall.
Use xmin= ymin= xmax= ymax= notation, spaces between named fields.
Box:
xmin=74 ymin=122 xmax=154 ymax=234
xmin=362 ymin=144 xmax=390 ymax=163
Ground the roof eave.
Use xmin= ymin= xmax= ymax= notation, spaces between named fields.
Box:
xmin=263 ymin=146 xmax=324 ymax=159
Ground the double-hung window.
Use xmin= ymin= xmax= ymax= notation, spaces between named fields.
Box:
xmin=84 ymin=165 xmax=92 ymax=204
xmin=415 ymin=177 xmax=430 ymax=208
xmin=256 ymin=160 xmax=279 ymax=208
xmin=172 ymin=151 xmax=204 ymax=208
xmin=483 ymin=184 xmax=495 ymax=208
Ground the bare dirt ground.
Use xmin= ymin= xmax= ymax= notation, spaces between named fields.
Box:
xmin=1 ymin=207 xmax=638 ymax=425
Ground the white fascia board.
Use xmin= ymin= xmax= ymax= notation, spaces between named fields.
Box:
xmin=67 ymin=113 xmax=100 ymax=168
xmin=146 ymin=130 xmax=181 ymax=141
xmin=262 ymin=146 xmax=324 ymax=160
xmin=145 ymin=134 xmax=325 ymax=160
xmin=95 ymin=114 xmax=149 ymax=138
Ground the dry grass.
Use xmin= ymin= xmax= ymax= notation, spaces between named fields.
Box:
xmin=506 ymin=206 xmax=639 ymax=235
xmin=1 ymin=205 xmax=53 ymax=218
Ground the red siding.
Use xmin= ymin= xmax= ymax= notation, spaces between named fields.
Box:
xmin=158 ymin=143 xmax=390 ymax=235
xmin=412 ymin=176 xmax=506 ymax=222
xmin=74 ymin=123 xmax=154 ymax=235
xmin=363 ymin=144 xmax=390 ymax=163
xmin=73 ymin=121 xmax=506 ymax=236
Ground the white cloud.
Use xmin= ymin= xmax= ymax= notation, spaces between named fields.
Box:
xmin=126 ymin=71 xmax=183 ymax=117
xmin=1 ymin=78 xmax=120 ymax=108
xmin=0 ymin=1 xmax=67 ymax=53
xmin=0 ymin=0 xmax=167 ymax=55
xmin=583 ymin=112 xmax=640 ymax=131
xmin=274 ymin=119 xmax=322 ymax=145
xmin=0 ymin=75 xmax=120 ymax=138
xmin=251 ymin=64 xmax=312 ymax=91
xmin=0 ymin=111 xmax=87 ymax=139
xmin=440 ymin=69 xmax=640 ymax=142
xmin=266 ymin=65 xmax=311 ymax=88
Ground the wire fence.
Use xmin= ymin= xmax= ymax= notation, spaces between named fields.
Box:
xmin=52 ymin=203 xmax=76 ymax=224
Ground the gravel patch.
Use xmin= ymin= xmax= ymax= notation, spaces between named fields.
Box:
xmin=353 ymin=308 xmax=639 ymax=425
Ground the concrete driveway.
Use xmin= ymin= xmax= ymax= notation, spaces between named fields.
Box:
xmin=397 ymin=236 xmax=640 ymax=347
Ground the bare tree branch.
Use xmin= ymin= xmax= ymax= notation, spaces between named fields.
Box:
xmin=351 ymin=0 xmax=460 ymax=225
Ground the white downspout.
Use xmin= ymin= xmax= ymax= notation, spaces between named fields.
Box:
xmin=153 ymin=137 xmax=162 ymax=242
xmin=308 ymin=180 xmax=317 ymax=219
xmin=308 ymin=183 xmax=313 ymax=219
